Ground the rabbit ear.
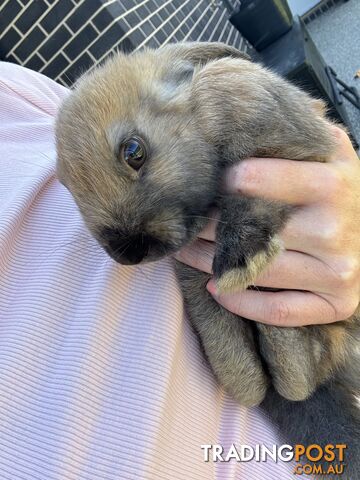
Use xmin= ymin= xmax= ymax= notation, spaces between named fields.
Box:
xmin=149 ymin=42 xmax=250 ymax=105
xmin=159 ymin=41 xmax=251 ymax=65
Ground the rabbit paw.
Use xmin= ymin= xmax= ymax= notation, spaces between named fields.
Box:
xmin=213 ymin=236 xmax=282 ymax=294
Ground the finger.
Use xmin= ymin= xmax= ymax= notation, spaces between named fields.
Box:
xmin=279 ymin=208 xmax=346 ymax=254
xmin=175 ymin=240 xmax=350 ymax=293
xmin=205 ymin=286 xmax=338 ymax=327
xmin=222 ymin=158 xmax=339 ymax=205
xmin=174 ymin=239 xmax=215 ymax=274
xmin=247 ymin=250 xmax=344 ymax=294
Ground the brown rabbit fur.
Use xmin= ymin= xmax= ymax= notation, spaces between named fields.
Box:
xmin=55 ymin=42 xmax=360 ymax=477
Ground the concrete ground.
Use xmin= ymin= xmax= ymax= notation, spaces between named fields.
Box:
xmin=305 ymin=0 xmax=360 ymax=147
xmin=288 ymin=0 xmax=322 ymax=16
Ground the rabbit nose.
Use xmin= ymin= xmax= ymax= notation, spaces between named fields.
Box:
xmin=104 ymin=231 xmax=151 ymax=265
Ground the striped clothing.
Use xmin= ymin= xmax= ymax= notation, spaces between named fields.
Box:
xmin=0 ymin=62 xmax=295 ymax=480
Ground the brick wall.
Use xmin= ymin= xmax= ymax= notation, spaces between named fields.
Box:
xmin=0 ymin=0 xmax=249 ymax=86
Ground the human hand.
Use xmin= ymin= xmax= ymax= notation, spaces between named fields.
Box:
xmin=175 ymin=127 xmax=360 ymax=326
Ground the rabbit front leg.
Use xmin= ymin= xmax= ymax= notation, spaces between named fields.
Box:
xmin=175 ymin=261 xmax=269 ymax=407
xmin=213 ymin=195 xmax=289 ymax=293
xmin=213 ymin=195 xmax=325 ymax=401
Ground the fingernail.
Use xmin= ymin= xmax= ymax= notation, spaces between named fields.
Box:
xmin=206 ymin=280 xmax=217 ymax=296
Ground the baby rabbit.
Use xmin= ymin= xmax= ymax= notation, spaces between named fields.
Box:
xmin=56 ymin=42 xmax=360 ymax=477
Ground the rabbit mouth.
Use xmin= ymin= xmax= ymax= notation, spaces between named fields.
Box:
xmin=97 ymin=202 xmax=212 ymax=266
xmin=100 ymin=227 xmax=185 ymax=265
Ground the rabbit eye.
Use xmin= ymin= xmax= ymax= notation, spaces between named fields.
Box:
xmin=120 ymin=136 xmax=147 ymax=171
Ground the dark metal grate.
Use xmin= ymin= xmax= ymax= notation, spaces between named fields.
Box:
xmin=302 ymin=0 xmax=347 ymax=24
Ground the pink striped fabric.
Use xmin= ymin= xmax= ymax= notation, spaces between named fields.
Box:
xmin=0 ymin=61 xmax=295 ymax=480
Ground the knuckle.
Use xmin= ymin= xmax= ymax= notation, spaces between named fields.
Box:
xmin=314 ymin=218 xmax=345 ymax=252
xmin=317 ymin=220 xmax=341 ymax=247
xmin=325 ymin=168 xmax=348 ymax=201
xmin=332 ymin=125 xmax=349 ymax=144
xmin=268 ymin=300 xmax=291 ymax=325
xmin=332 ymin=256 xmax=360 ymax=288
